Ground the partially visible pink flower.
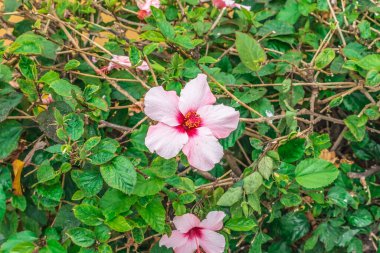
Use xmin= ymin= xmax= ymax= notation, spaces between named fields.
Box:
xmin=160 ymin=211 xmax=226 ymax=253
xmin=136 ymin=0 xmax=160 ymax=20
xmin=144 ymin=74 xmax=240 ymax=171
xmin=212 ymin=0 xmax=251 ymax=10
xmin=41 ymin=94 xmax=54 ymax=105
xmin=99 ymin=55 xmax=149 ymax=74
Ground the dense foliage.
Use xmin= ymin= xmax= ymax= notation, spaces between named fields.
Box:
xmin=0 ymin=0 xmax=379 ymax=252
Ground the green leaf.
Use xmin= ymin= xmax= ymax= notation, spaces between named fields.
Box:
xmin=71 ymin=169 xmax=103 ymax=197
xmin=73 ymin=204 xmax=104 ymax=226
xmin=315 ymin=48 xmax=335 ymax=69
xmin=129 ymin=46 xmax=141 ymax=66
xmin=50 ymin=79 xmax=79 ymax=97
xmin=198 ymin=56 xmax=218 ymax=64
xmin=0 ymin=91 xmax=23 ymax=122
xmin=64 ymin=59 xmax=80 ymax=71
xmin=18 ymin=79 xmax=38 ymax=102
xmin=258 ymin=156 xmax=274 ymax=180
xmin=9 ymin=32 xmax=59 ymax=60
xmin=366 ymin=70 xmax=380 ymax=87
xmin=11 ymin=195 xmax=26 ymax=211
xmin=0 ymin=231 xmax=37 ymax=253
xmin=280 ymin=193 xmax=302 ymax=207
xmin=64 ymin=113 xmax=84 ymax=141
xmin=225 ymin=217 xmax=257 ymax=231
xmin=0 ymin=120 xmax=23 ymax=160
xmin=165 ymin=176 xmax=195 ymax=193
xmin=217 ymin=187 xmax=243 ymax=206
xmin=0 ymin=64 xmax=13 ymax=83
xmin=40 ymin=239 xmax=67 ymax=253
xmin=151 ymin=7 xmax=175 ymax=39
xmin=39 ymin=71 xmax=60 ymax=84
xmin=278 ymin=138 xmax=305 ymax=163
xmin=344 ymin=115 xmax=368 ymax=142
xmin=66 ymin=227 xmax=95 ymax=247
xmin=0 ymin=187 xmax=6 ymax=221
xmin=37 ymin=161 xmax=56 ymax=183
xmin=348 ymin=209 xmax=373 ymax=227
xmin=100 ymin=189 xmax=137 ymax=220
xmin=243 ymin=172 xmax=263 ymax=194
xmin=83 ymin=136 xmax=101 ymax=151
xmin=148 ymin=157 xmax=177 ymax=178
xmin=18 ymin=56 xmax=37 ymax=80
xmin=95 ymin=225 xmax=111 ymax=243
xmin=133 ymin=175 xmax=165 ymax=196
xmin=235 ymin=32 xmax=266 ymax=72
xmin=105 ymin=216 xmax=133 ymax=232
xmin=136 ymin=197 xmax=166 ymax=233
xmin=356 ymin=54 xmax=380 ymax=71
xmin=295 ymin=158 xmax=339 ymax=189
xmin=100 ymin=156 xmax=137 ymax=194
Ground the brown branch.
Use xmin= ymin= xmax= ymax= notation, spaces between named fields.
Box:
xmin=348 ymin=166 xmax=380 ymax=179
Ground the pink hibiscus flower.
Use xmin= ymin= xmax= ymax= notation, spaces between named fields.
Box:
xmin=160 ymin=211 xmax=226 ymax=253
xmin=136 ymin=0 xmax=160 ymax=20
xmin=99 ymin=55 xmax=149 ymax=74
xmin=144 ymin=74 xmax=240 ymax=171
xmin=212 ymin=0 xmax=251 ymax=10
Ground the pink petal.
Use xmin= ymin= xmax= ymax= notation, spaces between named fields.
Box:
xmin=173 ymin=237 xmax=198 ymax=253
xmin=159 ymin=230 xmax=188 ymax=249
xmin=199 ymin=211 xmax=226 ymax=231
xmin=212 ymin=0 xmax=227 ymax=8
xmin=197 ymin=104 xmax=239 ymax=139
xmin=182 ymin=127 xmax=224 ymax=171
xmin=178 ymin=74 xmax=216 ymax=115
xmin=110 ymin=55 xmax=132 ymax=70
xmin=137 ymin=60 xmax=150 ymax=71
xmin=145 ymin=123 xmax=188 ymax=159
xmin=137 ymin=0 xmax=160 ymax=11
xmin=233 ymin=3 xmax=251 ymax=10
xmin=198 ymin=229 xmax=226 ymax=253
xmin=173 ymin=213 xmax=201 ymax=233
xmin=144 ymin=86 xmax=181 ymax=126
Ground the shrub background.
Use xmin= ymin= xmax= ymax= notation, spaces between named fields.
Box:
xmin=0 ymin=0 xmax=379 ymax=252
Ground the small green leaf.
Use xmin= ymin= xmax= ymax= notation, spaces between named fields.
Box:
xmin=73 ymin=204 xmax=104 ymax=226
xmin=0 ymin=120 xmax=23 ymax=160
xmin=243 ymin=172 xmax=263 ymax=194
xmin=105 ymin=216 xmax=133 ymax=232
xmin=258 ymin=156 xmax=274 ymax=180
xmin=217 ymin=187 xmax=243 ymax=206
xmin=37 ymin=161 xmax=56 ymax=183
xmin=344 ymin=115 xmax=368 ymax=142
xmin=225 ymin=217 xmax=257 ymax=231
xmin=63 ymin=113 xmax=84 ymax=141
xmin=136 ymin=197 xmax=166 ymax=233
xmin=149 ymin=157 xmax=177 ymax=178
xmin=64 ymin=59 xmax=80 ymax=71
xmin=315 ymin=48 xmax=335 ymax=69
xmin=66 ymin=227 xmax=95 ymax=247
xmin=280 ymin=193 xmax=302 ymax=207
xmin=235 ymin=32 xmax=266 ymax=71
xmin=295 ymin=158 xmax=339 ymax=189
xmin=100 ymin=156 xmax=137 ymax=194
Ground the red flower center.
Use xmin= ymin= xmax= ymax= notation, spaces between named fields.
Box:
xmin=137 ymin=10 xmax=149 ymax=20
xmin=183 ymin=111 xmax=201 ymax=130
xmin=186 ymin=227 xmax=203 ymax=240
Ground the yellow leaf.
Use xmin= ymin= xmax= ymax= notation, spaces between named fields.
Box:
xmin=12 ymin=159 xmax=25 ymax=196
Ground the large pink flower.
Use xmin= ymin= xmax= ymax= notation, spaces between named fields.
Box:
xmin=212 ymin=0 xmax=251 ymax=10
xmin=144 ymin=74 xmax=239 ymax=171
xmin=136 ymin=0 xmax=161 ymax=19
xmin=160 ymin=211 xmax=226 ymax=253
